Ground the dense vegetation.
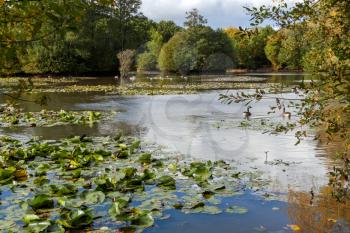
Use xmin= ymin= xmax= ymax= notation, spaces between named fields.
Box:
xmin=0 ymin=133 xmax=265 ymax=232
xmin=224 ymin=26 xmax=274 ymax=70
xmin=0 ymin=0 xmax=151 ymax=75
xmin=2 ymin=1 xmax=333 ymax=76
xmin=157 ymin=27 xmax=234 ymax=74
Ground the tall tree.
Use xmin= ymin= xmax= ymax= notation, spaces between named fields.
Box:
xmin=184 ymin=8 xmax=207 ymax=28
xmin=137 ymin=28 xmax=163 ymax=71
xmin=158 ymin=27 xmax=234 ymax=74
xmin=156 ymin=20 xmax=181 ymax=43
xmin=113 ymin=0 xmax=142 ymax=49
xmin=224 ymin=26 xmax=274 ymax=69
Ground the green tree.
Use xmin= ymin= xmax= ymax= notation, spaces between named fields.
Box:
xmin=0 ymin=0 xmax=153 ymax=75
xmin=265 ymin=32 xmax=284 ymax=70
xmin=137 ymin=28 xmax=163 ymax=70
xmin=113 ymin=0 xmax=142 ymax=50
xmin=225 ymin=26 xmax=274 ymax=69
xmin=278 ymin=25 xmax=308 ymax=70
xmin=158 ymin=26 xmax=234 ymax=74
xmin=184 ymin=8 xmax=208 ymax=28
xmin=264 ymin=25 xmax=308 ymax=71
xmin=155 ymin=20 xmax=182 ymax=43
xmin=158 ymin=32 xmax=186 ymax=72
xmin=173 ymin=44 xmax=198 ymax=75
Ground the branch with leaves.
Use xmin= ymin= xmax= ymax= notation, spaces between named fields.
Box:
xmin=236 ymin=0 xmax=350 ymax=201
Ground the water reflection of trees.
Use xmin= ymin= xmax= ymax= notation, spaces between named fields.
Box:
xmin=288 ymin=187 xmax=350 ymax=233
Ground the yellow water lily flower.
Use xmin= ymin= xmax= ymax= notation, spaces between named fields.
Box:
xmin=287 ymin=224 xmax=301 ymax=232
xmin=328 ymin=218 xmax=337 ymax=223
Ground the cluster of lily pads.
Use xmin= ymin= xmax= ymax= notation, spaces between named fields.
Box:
xmin=212 ymin=118 xmax=284 ymax=132
xmin=0 ymin=134 xmax=267 ymax=232
xmin=0 ymin=77 xmax=78 ymax=87
xmin=0 ymin=105 xmax=109 ymax=127
xmin=0 ymin=77 xmax=78 ymax=94
xmin=14 ymin=82 xmax=280 ymax=96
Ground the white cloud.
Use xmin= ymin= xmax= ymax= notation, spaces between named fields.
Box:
xmin=141 ymin=0 xmax=299 ymax=28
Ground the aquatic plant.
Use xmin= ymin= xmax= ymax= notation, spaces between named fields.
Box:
xmin=0 ymin=105 xmax=111 ymax=127
xmin=0 ymin=134 xmax=269 ymax=232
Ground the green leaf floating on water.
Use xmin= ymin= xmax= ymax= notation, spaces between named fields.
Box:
xmin=23 ymin=214 xmax=42 ymax=225
xmin=47 ymin=224 xmax=65 ymax=233
xmin=71 ymin=169 xmax=81 ymax=178
xmin=183 ymin=162 xmax=212 ymax=182
xmin=23 ymin=214 xmax=65 ymax=233
xmin=35 ymin=164 xmax=50 ymax=176
xmin=26 ymin=221 xmax=51 ymax=233
xmin=109 ymin=200 xmax=128 ymax=218
xmin=28 ymin=194 xmax=54 ymax=210
xmin=226 ymin=205 xmax=248 ymax=214
xmin=157 ymin=175 xmax=176 ymax=189
xmin=130 ymin=211 xmax=154 ymax=228
xmin=191 ymin=202 xmax=205 ymax=209
xmin=0 ymin=166 xmax=26 ymax=183
xmin=94 ymin=175 xmax=118 ymax=191
xmin=113 ymin=207 xmax=154 ymax=228
xmin=167 ymin=163 xmax=177 ymax=173
xmin=202 ymin=190 xmax=215 ymax=199
xmin=57 ymin=183 xmax=78 ymax=196
xmin=141 ymin=169 xmax=156 ymax=182
xmin=34 ymin=176 xmax=50 ymax=186
xmin=182 ymin=201 xmax=222 ymax=215
xmin=57 ymin=208 xmax=93 ymax=229
xmin=83 ymin=191 xmax=105 ymax=205
xmin=116 ymin=144 xmax=130 ymax=158
xmin=0 ymin=167 xmax=16 ymax=184
xmin=139 ymin=153 xmax=152 ymax=164
xmin=129 ymin=140 xmax=141 ymax=154
xmin=123 ymin=167 xmax=137 ymax=179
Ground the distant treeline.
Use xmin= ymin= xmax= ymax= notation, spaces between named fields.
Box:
xmin=0 ymin=1 xmax=319 ymax=75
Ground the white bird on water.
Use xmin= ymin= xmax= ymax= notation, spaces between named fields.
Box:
xmin=282 ymin=105 xmax=291 ymax=118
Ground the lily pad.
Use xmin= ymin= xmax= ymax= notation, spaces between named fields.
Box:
xmin=57 ymin=208 xmax=93 ymax=229
xmin=28 ymin=194 xmax=54 ymax=210
xmin=226 ymin=205 xmax=248 ymax=214
xmin=83 ymin=191 xmax=105 ymax=205
xmin=25 ymin=221 xmax=51 ymax=233
xmin=157 ymin=176 xmax=176 ymax=190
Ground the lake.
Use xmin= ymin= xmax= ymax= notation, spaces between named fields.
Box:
xmin=0 ymin=73 xmax=349 ymax=233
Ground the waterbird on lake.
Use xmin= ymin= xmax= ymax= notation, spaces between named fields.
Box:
xmin=264 ymin=151 xmax=269 ymax=163
xmin=282 ymin=105 xmax=291 ymax=118
xmin=129 ymin=76 xmax=136 ymax=81
xmin=243 ymin=106 xmax=252 ymax=118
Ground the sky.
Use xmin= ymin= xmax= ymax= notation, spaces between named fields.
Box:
xmin=141 ymin=0 xmax=296 ymax=29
